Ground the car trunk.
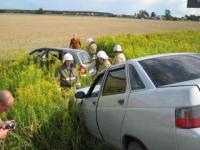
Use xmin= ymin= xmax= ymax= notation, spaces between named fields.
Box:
xmin=162 ymin=78 xmax=200 ymax=90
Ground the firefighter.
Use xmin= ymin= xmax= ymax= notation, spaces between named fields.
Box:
xmin=55 ymin=53 xmax=80 ymax=89
xmin=87 ymin=38 xmax=97 ymax=63
xmin=112 ymin=44 xmax=126 ymax=65
xmin=97 ymin=51 xmax=111 ymax=73
xmin=69 ymin=34 xmax=81 ymax=49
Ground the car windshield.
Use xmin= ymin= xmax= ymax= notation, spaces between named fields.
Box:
xmin=139 ymin=54 xmax=200 ymax=87
xmin=78 ymin=52 xmax=92 ymax=64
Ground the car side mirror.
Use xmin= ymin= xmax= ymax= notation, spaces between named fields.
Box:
xmin=75 ymin=91 xmax=86 ymax=99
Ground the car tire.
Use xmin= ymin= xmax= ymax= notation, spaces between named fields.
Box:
xmin=128 ymin=141 xmax=145 ymax=150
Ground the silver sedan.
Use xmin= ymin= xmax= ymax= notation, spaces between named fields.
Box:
xmin=76 ymin=53 xmax=200 ymax=150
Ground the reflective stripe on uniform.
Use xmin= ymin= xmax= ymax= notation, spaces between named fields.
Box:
xmin=64 ymin=77 xmax=76 ymax=81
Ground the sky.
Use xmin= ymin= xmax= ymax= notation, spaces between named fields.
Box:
xmin=0 ymin=0 xmax=200 ymax=17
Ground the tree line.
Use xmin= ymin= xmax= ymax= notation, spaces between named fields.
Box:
xmin=134 ymin=9 xmax=200 ymax=21
xmin=0 ymin=8 xmax=199 ymax=21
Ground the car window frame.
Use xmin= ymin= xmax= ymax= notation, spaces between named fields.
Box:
xmin=102 ymin=64 xmax=128 ymax=96
xmin=138 ymin=54 xmax=200 ymax=87
xmin=77 ymin=51 xmax=92 ymax=64
xmin=130 ymin=61 xmax=156 ymax=90
xmin=128 ymin=64 xmax=146 ymax=91
xmin=30 ymin=48 xmax=47 ymax=58
xmin=46 ymin=49 xmax=63 ymax=61
xmin=86 ymin=72 xmax=106 ymax=98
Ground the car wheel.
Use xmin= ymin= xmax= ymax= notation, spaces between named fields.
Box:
xmin=128 ymin=141 xmax=145 ymax=150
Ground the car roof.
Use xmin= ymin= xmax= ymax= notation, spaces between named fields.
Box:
xmin=99 ymin=53 xmax=196 ymax=71
xmin=128 ymin=52 xmax=194 ymax=63
xmin=30 ymin=47 xmax=88 ymax=54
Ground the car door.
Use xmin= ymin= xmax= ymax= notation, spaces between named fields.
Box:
xmin=82 ymin=73 xmax=105 ymax=139
xmin=97 ymin=64 xmax=129 ymax=149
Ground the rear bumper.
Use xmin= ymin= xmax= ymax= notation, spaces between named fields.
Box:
xmin=176 ymin=128 xmax=200 ymax=150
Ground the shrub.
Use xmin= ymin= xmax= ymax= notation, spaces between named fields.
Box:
xmin=0 ymin=57 xmax=109 ymax=149
xmin=95 ymin=31 xmax=200 ymax=60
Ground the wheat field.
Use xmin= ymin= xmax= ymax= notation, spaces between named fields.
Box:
xmin=0 ymin=14 xmax=200 ymax=52
xmin=0 ymin=13 xmax=200 ymax=150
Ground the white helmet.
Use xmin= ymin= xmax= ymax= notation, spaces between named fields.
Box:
xmin=113 ymin=44 xmax=123 ymax=52
xmin=63 ymin=53 xmax=73 ymax=63
xmin=97 ymin=51 xmax=109 ymax=59
xmin=87 ymin=38 xmax=94 ymax=44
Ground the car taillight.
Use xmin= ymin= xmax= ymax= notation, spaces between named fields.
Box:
xmin=176 ymin=106 xmax=200 ymax=128
xmin=80 ymin=64 xmax=86 ymax=74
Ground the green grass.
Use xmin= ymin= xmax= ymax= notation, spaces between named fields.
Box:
xmin=95 ymin=31 xmax=200 ymax=59
xmin=0 ymin=57 xmax=110 ymax=150
xmin=0 ymin=31 xmax=199 ymax=149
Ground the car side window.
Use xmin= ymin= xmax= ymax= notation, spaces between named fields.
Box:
xmin=45 ymin=50 xmax=62 ymax=68
xmin=129 ymin=64 xmax=145 ymax=90
xmin=31 ymin=49 xmax=46 ymax=58
xmin=48 ymin=50 xmax=61 ymax=60
xmin=88 ymin=74 xmax=104 ymax=97
xmin=102 ymin=67 xmax=126 ymax=96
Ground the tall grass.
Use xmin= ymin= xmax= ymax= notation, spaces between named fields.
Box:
xmin=95 ymin=31 xmax=200 ymax=59
xmin=0 ymin=31 xmax=199 ymax=149
xmin=0 ymin=57 xmax=109 ymax=150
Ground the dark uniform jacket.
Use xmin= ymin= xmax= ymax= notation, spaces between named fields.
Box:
xmin=55 ymin=65 xmax=80 ymax=89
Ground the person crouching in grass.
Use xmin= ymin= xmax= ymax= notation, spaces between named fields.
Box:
xmin=0 ymin=90 xmax=15 ymax=140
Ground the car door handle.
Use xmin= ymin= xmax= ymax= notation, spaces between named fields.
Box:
xmin=92 ymin=101 xmax=96 ymax=105
xmin=118 ymin=99 xmax=124 ymax=105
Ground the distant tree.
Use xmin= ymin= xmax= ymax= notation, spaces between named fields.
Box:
xmin=172 ymin=17 xmax=179 ymax=21
xmin=151 ymin=12 xmax=156 ymax=18
xmin=0 ymin=9 xmax=6 ymax=13
xmin=137 ymin=10 xmax=149 ymax=19
xmin=36 ymin=8 xmax=44 ymax=14
xmin=185 ymin=15 xmax=200 ymax=21
xmin=164 ymin=9 xmax=173 ymax=20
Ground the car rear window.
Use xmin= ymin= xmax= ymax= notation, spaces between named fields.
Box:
xmin=78 ymin=52 xmax=92 ymax=64
xmin=139 ymin=54 xmax=200 ymax=87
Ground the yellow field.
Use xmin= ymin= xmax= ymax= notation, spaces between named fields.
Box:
xmin=0 ymin=14 xmax=200 ymax=52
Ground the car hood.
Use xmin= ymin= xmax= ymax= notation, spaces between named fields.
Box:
xmin=162 ymin=79 xmax=200 ymax=89
xmin=76 ymin=84 xmax=101 ymax=94
xmin=75 ymin=87 xmax=90 ymax=104
xmin=76 ymin=87 xmax=90 ymax=95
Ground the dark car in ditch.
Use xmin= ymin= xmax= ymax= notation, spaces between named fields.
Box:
xmin=30 ymin=47 xmax=96 ymax=76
